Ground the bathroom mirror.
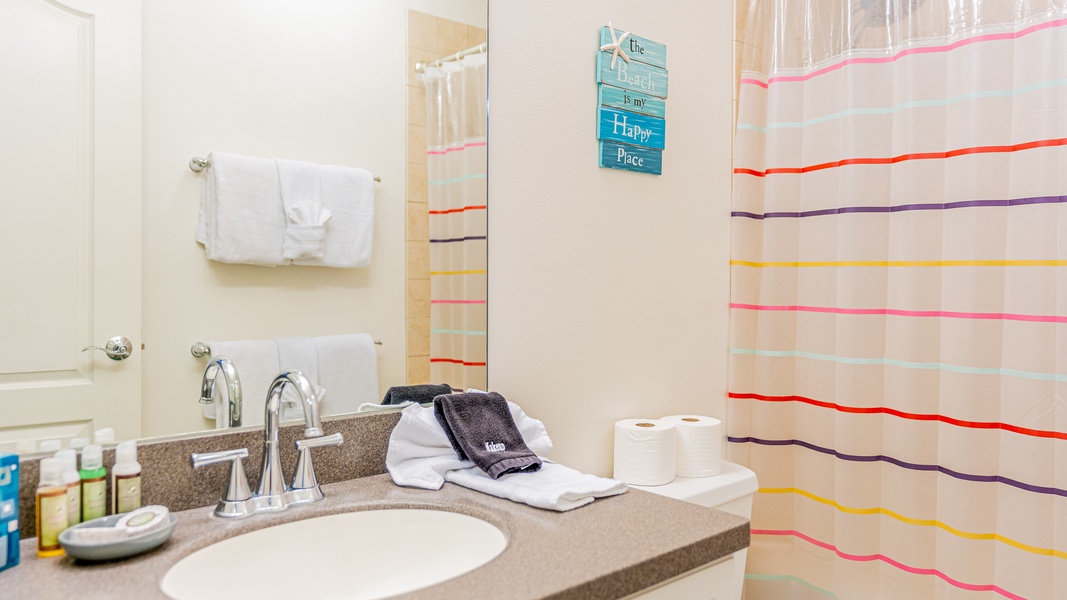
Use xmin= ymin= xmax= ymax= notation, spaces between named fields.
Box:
xmin=0 ymin=0 xmax=487 ymax=451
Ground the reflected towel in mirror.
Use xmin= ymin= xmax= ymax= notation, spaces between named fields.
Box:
xmin=195 ymin=152 xmax=286 ymax=266
xmin=202 ymin=340 xmax=278 ymax=427
xmin=276 ymin=158 xmax=331 ymax=260
xmin=291 ymin=164 xmax=374 ymax=268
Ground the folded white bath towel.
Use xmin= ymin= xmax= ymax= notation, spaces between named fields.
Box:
xmin=292 ymin=165 xmax=374 ymax=268
xmin=315 ymin=334 xmax=379 ymax=417
xmin=387 ymin=402 xmax=624 ymax=511
xmin=445 ymin=462 xmax=628 ymax=512
xmin=203 ymin=340 xmax=280 ymax=428
xmin=275 ymin=336 xmax=326 ymax=421
xmin=357 ymin=401 xmax=415 ymax=413
xmin=276 ymin=158 xmax=332 ymax=261
xmin=196 ymin=152 xmax=286 ymax=266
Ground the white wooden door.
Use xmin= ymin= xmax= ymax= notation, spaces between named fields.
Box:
xmin=0 ymin=0 xmax=141 ymax=448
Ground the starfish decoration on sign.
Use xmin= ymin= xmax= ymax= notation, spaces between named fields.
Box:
xmin=600 ymin=21 xmax=631 ymax=70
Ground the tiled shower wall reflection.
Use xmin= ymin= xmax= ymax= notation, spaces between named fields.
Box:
xmin=405 ymin=10 xmax=487 ymax=384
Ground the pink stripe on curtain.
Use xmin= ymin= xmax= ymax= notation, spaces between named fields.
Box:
xmin=751 ymin=530 xmax=1026 ymax=599
xmin=740 ymin=17 xmax=1067 ymax=88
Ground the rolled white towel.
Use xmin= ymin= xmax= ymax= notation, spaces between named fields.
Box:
xmin=276 ymin=159 xmax=333 ymax=261
xmin=283 ymin=202 xmax=332 ymax=260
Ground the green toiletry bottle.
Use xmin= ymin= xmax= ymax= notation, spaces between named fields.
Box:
xmin=79 ymin=445 xmax=107 ymax=522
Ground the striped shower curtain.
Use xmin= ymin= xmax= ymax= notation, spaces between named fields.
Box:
xmin=730 ymin=1 xmax=1067 ymax=598
xmin=422 ymin=54 xmax=487 ymax=391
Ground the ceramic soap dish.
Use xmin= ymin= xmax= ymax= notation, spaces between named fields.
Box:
xmin=59 ymin=506 xmax=177 ymax=561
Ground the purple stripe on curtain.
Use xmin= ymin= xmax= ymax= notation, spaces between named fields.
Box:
xmin=727 ymin=436 xmax=1067 ymax=497
xmin=429 ymin=236 xmax=488 ymax=243
xmin=732 ymin=194 xmax=1067 ymax=220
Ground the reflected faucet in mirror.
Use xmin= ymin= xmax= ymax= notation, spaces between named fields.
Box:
xmin=199 ymin=357 xmax=243 ymax=429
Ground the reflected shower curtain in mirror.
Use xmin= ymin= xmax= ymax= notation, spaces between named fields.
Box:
xmin=422 ymin=54 xmax=487 ymax=391
xmin=730 ymin=1 xmax=1067 ymax=598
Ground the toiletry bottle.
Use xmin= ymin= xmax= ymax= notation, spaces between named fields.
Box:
xmin=69 ymin=437 xmax=89 ymax=451
xmin=54 ymin=450 xmax=81 ymax=527
xmin=35 ymin=458 xmax=67 ymax=558
xmin=111 ymin=441 xmax=141 ymax=514
xmin=79 ymin=445 xmax=107 ymax=522
xmin=95 ymin=428 xmax=115 ymax=445
xmin=39 ymin=440 xmax=61 ymax=453
xmin=15 ymin=439 xmax=36 ymax=456
xmin=0 ymin=453 xmax=20 ymax=572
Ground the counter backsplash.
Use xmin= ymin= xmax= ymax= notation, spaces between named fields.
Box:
xmin=16 ymin=411 xmax=402 ymax=538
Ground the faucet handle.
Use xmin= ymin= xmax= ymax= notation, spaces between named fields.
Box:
xmin=295 ymin=432 xmax=344 ymax=452
xmin=287 ymin=433 xmax=344 ymax=505
xmin=191 ymin=448 xmax=254 ymax=519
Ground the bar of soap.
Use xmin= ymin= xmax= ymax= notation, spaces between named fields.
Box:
xmin=65 ymin=505 xmax=170 ymax=546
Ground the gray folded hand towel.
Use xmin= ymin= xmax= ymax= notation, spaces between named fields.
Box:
xmin=433 ymin=392 xmax=542 ymax=479
xmin=381 ymin=383 xmax=454 ymax=405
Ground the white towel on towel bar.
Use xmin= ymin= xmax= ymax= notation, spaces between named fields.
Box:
xmin=276 ymin=159 xmax=332 ymax=261
xmin=275 ymin=336 xmax=326 ymax=421
xmin=315 ymin=334 xmax=379 ymax=416
xmin=203 ymin=340 xmax=279 ymax=428
xmin=196 ymin=152 xmax=286 ymax=266
xmin=292 ymin=165 xmax=375 ymax=268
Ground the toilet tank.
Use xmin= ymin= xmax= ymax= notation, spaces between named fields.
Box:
xmin=633 ymin=461 xmax=758 ymax=518
xmin=628 ymin=461 xmax=758 ymax=600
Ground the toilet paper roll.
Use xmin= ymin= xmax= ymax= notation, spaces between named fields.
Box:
xmin=660 ymin=415 xmax=722 ymax=477
xmin=613 ymin=419 xmax=677 ymax=486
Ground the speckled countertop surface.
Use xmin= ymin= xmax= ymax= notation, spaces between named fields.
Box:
xmin=4 ymin=473 xmax=749 ymax=599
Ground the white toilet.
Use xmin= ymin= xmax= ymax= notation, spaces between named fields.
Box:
xmin=633 ymin=461 xmax=758 ymax=599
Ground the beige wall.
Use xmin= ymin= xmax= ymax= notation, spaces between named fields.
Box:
xmin=487 ymin=0 xmax=735 ymax=476
xmin=141 ymin=0 xmax=485 ymax=437
xmin=405 ymin=11 xmax=488 ymax=385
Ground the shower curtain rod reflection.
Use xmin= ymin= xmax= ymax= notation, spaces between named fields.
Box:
xmin=187 ymin=156 xmax=381 ymax=182
xmin=414 ymin=42 xmax=487 ymax=74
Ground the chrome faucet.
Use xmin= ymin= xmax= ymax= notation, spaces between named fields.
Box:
xmin=255 ymin=370 xmax=324 ymax=511
xmin=191 ymin=369 xmax=344 ymax=519
xmin=199 ymin=356 xmax=243 ymax=429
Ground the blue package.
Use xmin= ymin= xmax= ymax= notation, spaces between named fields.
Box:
xmin=0 ymin=453 xmax=19 ymax=572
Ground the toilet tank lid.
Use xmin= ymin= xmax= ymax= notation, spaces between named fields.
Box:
xmin=632 ymin=461 xmax=759 ymax=507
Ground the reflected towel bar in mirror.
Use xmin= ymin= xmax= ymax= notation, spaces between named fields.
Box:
xmin=188 ymin=156 xmax=381 ymax=182
xmin=191 ymin=340 xmax=381 ymax=358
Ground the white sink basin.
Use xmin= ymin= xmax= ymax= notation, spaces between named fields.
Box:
xmin=160 ymin=509 xmax=507 ymax=600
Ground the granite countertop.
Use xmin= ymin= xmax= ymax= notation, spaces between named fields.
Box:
xmin=4 ymin=473 xmax=749 ymax=599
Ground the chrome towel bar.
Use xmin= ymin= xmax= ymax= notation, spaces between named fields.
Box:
xmin=192 ymin=340 xmax=382 ymax=358
xmin=189 ymin=156 xmax=381 ymax=182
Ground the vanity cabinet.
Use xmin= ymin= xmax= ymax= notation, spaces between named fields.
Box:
xmin=623 ymin=556 xmax=736 ymax=600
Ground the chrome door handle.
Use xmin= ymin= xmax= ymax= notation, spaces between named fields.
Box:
xmin=82 ymin=336 xmax=133 ymax=360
